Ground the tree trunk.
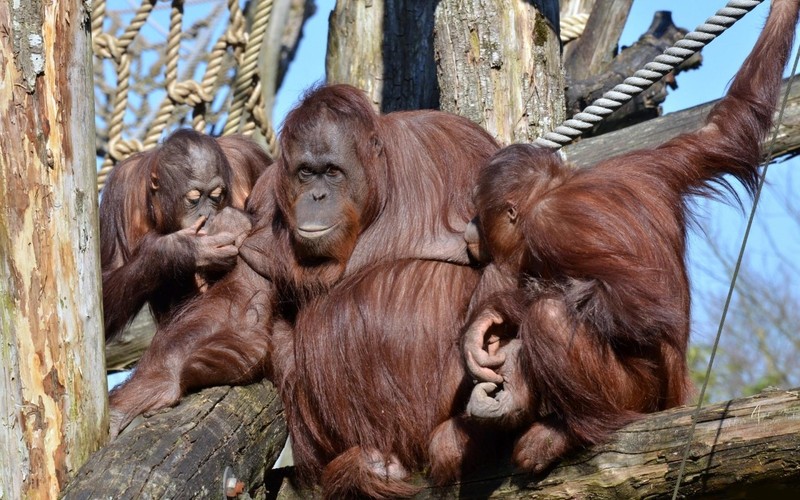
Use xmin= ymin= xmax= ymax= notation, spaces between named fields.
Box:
xmin=261 ymin=0 xmax=317 ymax=112
xmin=62 ymin=381 xmax=287 ymax=500
xmin=327 ymin=0 xmax=440 ymax=112
xmin=271 ymin=387 xmax=800 ymax=498
xmin=0 ymin=1 xmax=105 ymax=498
xmin=434 ymin=0 xmax=564 ymax=144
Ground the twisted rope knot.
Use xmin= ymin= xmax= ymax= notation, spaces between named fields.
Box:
xmin=93 ymin=33 xmax=123 ymax=61
xmin=225 ymin=20 xmax=248 ymax=47
xmin=108 ymin=137 xmax=144 ymax=162
xmin=250 ymin=102 xmax=267 ymax=126
xmin=95 ymin=0 xmax=279 ymax=189
xmin=168 ymin=80 xmax=212 ymax=107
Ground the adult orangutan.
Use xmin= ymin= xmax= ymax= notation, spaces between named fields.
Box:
xmin=100 ymin=129 xmax=270 ymax=340
xmin=452 ymin=0 xmax=799 ymax=477
xmin=107 ymin=85 xmax=500 ymax=497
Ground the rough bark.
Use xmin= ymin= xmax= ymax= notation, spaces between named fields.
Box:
xmin=327 ymin=0 xmax=383 ymax=109
xmin=0 ymin=1 xmax=105 ymax=498
xmin=566 ymin=10 xmax=702 ymax=135
xmin=565 ymin=77 xmax=800 ymax=167
xmin=62 ymin=381 xmax=287 ymax=500
xmin=434 ymin=0 xmax=565 ymax=144
xmin=60 ymin=381 xmax=800 ymax=497
xmin=271 ymin=387 xmax=800 ymax=499
xmin=327 ymin=0 xmax=440 ymax=112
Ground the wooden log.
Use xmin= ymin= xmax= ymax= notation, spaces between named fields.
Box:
xmin=563 ymin=0 xmax=633 ymax=81
xmin=105 ymin=307 xmax=157 ymax=371
xmin=271 ymin=387 xmax=800 ymax=499
xmin=62 ymin=381 xmax=287 ymax=499
xmin=327 ymin=0 xmax=440 ymax=112
xmin=262 ymin=0 xmax=317 ymax=109
xmin=0 ymin=1 xmax=105 ymax=498
xmin=565 ymin=77 xmax=800 ymax=166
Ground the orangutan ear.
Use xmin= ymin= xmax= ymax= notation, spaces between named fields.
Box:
xmin=506 ymin=202 xmax=518 ymax=224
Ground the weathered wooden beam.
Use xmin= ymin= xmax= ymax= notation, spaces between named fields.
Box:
xmin=62 ymin=381 xmax=287 ymax=499
xmin=272 ymin=387 xmax=800 ymax=499
xmin=105 ymin=307 xmax=157 ymax=371
xmin=434 ymin=0 xmax=565 ymax=144
xmin=565 ymin=77 xmax=800 ymax=166
xmin=563 ymin=0 xmax=633 ymax=81
xmin=566 ymin=10 xmax=702 ymax=135
xmin=64 ymin=381 xmax=800 ymax=498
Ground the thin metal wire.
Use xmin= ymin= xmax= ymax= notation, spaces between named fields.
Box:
xmin=534 ymin=0 xmax=765 ymax=149
xmin=670 ymin=41 xmax=800 ymax=500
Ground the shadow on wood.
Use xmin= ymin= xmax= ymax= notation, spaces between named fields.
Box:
xmin=62 ymin=381 xmax=286 ymax=499
xmin=270 ymin=388 xmax=800 ymax=499
xmin=63 ymin=377 xmax=800 ymax=498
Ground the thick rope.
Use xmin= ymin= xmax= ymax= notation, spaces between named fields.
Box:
xmin=535 ymin=0 xmax=766 ymax=149
xmin=222 ymin=0 xmax=274 ymax=137
xmin=560 ymin=13 xmax=590 ymax=43
xmin=670 ymin=43 xmax=800 ymax=500
xmin=142 ymin=0 xmax=186 ymax=150
xmin=192 ymin=1 xmax=245 ymax=131
xmin=95 ymin=0 xmax=158 ymax=188
xmin=94 ymin=0 xmax=277 ymax=191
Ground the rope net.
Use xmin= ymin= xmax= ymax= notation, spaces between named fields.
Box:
xmin=92 ymin=0 xmax=278 ymax=191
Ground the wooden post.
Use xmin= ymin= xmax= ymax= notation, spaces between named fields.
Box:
xmin=434 ymin=0 xmax=565 ymax=143
xmin=327 ymin=0 xmax=440 ymax=113
xmin=0 ymin=1 xmax=106 ymax=498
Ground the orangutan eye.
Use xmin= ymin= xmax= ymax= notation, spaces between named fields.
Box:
xmin=298 ymin=166 xmax=313 ymax=181
xmin=186 ymin=189 xmax=201 ymax=206
xmin=325 ymin=165 xmax=341 ymax=178
xmin=209 ymin=187 xmax=224 ymax=204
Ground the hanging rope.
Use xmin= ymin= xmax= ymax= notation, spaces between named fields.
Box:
xmin=670 ymin=40 xmax=800 ymax=500
xmin=534 ymin=0 xmax=765 ymax=149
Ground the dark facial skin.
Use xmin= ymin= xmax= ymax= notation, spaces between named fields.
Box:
xmin=147 ymin=137 xmax=245 ymax=290
xmin=465 ymin=216 xmax=493 ymax=264
xmin=170 ymin=142 xmax=227 ymax=229
xmin=283 ymin=118 xmax=369 ymax=259
xmin=180 ymin=168 xmax=225 ymax=230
